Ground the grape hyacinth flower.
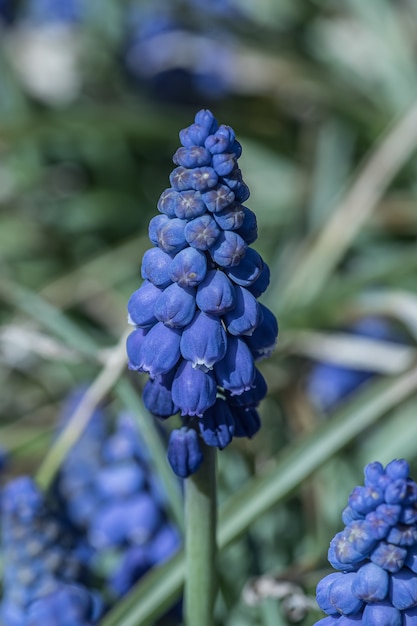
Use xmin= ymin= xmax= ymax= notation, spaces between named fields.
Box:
xmin=306 ymin=317 xmax=405 ymax=414
xmin=55 ymin=393 xmax=181 ymax=600
xmin=315 ymin=459 xmax=417 ymax=625
xmin=1 ymin=476 xmax=101 ymax=626
xmin=127 ymin=109 xmax=278 ymax=477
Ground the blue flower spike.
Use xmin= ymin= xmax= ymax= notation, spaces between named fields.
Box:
xmin=315 ymin=459 xmax=417 ymax=625
xmin=127 ymin=109 xmax=278 ymax=477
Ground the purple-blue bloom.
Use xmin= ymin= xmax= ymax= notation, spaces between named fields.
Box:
xmin=314 ymin=459 xmax=417 ymax=625
xmin=127 ymin=109 xmax=278 ymax=476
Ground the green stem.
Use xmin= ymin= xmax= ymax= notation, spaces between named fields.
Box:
xmin=185 ymin=443 xmax=217 ymax=626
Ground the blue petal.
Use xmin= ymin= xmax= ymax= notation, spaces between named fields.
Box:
xmin=316 ymin=573 xmax=342 ymax=614
xmin=196 ymin=269 xmax=236 ymax=315
xmin=157 ymin=217 xmax=188 ymax=254
xmin=328 ymin=572 xmax=363 ymax=615
xmin=141 ymin=247 xmax=173 ymax=287
xmin=230 ymin=406 xmax=261 ymax=438
xmin=201 ymin=184 xmax=235 ymax=213
xmin=169 ymin=166 xmax=194 ymax=191
xmin=195 ymin=109 xmax=218 ymax=133
xmin=390 ymin=568 xmax=417 ymax=610
xmin=148 ymin=214 xmax=170 ymax=246
xmin=173 ymin=190 xmax=207 ymax=219
xmin=364 ymin=462 xmax=385 ymax=488
xmin=213 ymin=203 xmax=245 ymax=230
xmin=190 ymin=167 xmax=218 ymax=192
xmin=214 ymin=336 xmax=255 ymax=394
xmin=154 ymin=282 xmax=196 ymax=328
xmin=205 ymin=124 xmax=235 ymax=154
xmin=167 ymin=428 xmax=203 ymax=478
xmin=245 ymin=304 xmax=278 ymax=360
xmin=180 ymin=311 xmax=227 ymax=370
xmin=143 ymin=371 xmax=178 ymax=418
xmin=185 ymin=214 xmax=221 ymax=250
xmin=127 ymin=281 xmax=162 ymax=327
xmin=126 ymin=328 xmax=149 ymax=370
xmin=370 ymin=541 xmax=407 ymax=573
xmin=246 ymin=262 xmax=270 ymax=297
xmin=351 ymin=562 xmax=389 ymax=602
xmin=173 ymin=146 xmax=212 ymax=168
xmin=385 ymin=459 xmax=410 ymax=480
xmin=225 ymin=247 xmax=264 ymax=286
xmin=169 ymin=247 xmax=207 ymax=287
xmin=212 ymin=152 xmax=237 ymax=176
xmin=345 ymin=520 xmax=377 ymax=554
xmin=226 ymin=368 xmax=267 ymax=407
xmin=235 ymin=206 xmax=258 ymax=244
xmin=362 ymin=601 xmax=402 ymax=626
xmin=172 ymin=360 xmax=217 ymax=417
xmin=199 ymin=399 xmax=235 ymax=449
xmin=137 ymin=323 xmax=181 ymax=377
xmin=209 ymin=231 xmax=248 ymax=267
xmin=224 ymin=285 xmax=262 ymax=336
xmin=328 ymin=530 xmax=365 ymax=570
xmin=157 ymin=188 xmax=179 ymax=217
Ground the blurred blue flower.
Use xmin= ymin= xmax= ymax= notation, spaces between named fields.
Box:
xmin=314 ymin=459 xmax=417 ymax=625
xmin=124 ymin=0 xmax=243 ymax=104
xmin=1 ymin=476 xmax=101 ymax=626
xmin=306 ymin=317 xmax=405 ymax=413
xmin=54 ymin=392 xmax=181 ymax=601
xmin=127 ymin=109 xmax=278 ymax=476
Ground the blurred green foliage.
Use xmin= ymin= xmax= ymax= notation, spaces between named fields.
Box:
xmin=2 ymin=0 xmax=417 ymax=624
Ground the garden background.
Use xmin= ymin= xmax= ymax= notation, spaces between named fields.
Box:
xmin=2 ymin=0 xmax=417 ymax=624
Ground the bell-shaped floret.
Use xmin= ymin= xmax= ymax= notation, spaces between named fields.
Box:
xmin=245 ymin=304 xmax=278 ymax=360
xmin=362 ymin=601 xmax=402 ymax=626
xmin=154 ymin=283 xmax=196 ymax=328
xmin=213 ymin=203 xmax=245 ymax=231
xmin=180 ymin=311 xmax=227 ymax=370
xmin=225 ymin=247 xmax=263 ymax=286
xmin=235 ymin=206 xmax=258 ymax=244
xmin=180 ymin=111 xmax=218 ymax=147
xmin=316 ymin=573 xmax=342 ymax=614
xmin=209 ymin=231 xmax=247 ymax=268
xmin=386 ymin=460 xmax=410 ymax=480
xmin=136 ymin=323 xmax=181 ymax=378
xmin=127 ymin=281 xmax=162 ymax=327
xmin=198 ymin=399 xmax=234 ymax=449
xmin=196 ymin=269 xmax=235 ymax=316
xmin=364 ymin=461 xmax=386 ymax=488
xmin=345 ymin=520 xmax=378 ymax=554
xmin=222 ymin=167 xmax=250 ymax=202
xmin=185 ymin=214 xmax=221 ymax=250
xmin=328 ymin=530 xmax=366 ymax=570
xmin=169 ymin=247 xmax=207 ymax=287
xmin=126 ymin=328 xmax=148 ymax=371
xmin=224 ymin=285 xmax=262 ymax=336
xmin=141 ymin=248 xmax=172 ymax=288
xmin=385 ymin=479 xmax=408 ymax=505
xmin=167 ymin=428 xmax=203 ymax=478
xmin=212 ymin=152 xmax=237 ymax=177
xmin=143 ymin=371 xmax=178 ymax=418
xmin=148 ymin=214 xmax=170 ymax=246
xmin=327 ymin=572 xmax=364 ymax=615
xmin=201 ymin=184 xmax=235 ymax=213
xmin=352 ymin=562 xmax=389 ymax=602
xmin=169 ymin=166 xmax=194 ymax=191
xmin=157 ymin=218 xmax=188 ymax=254
xmin=157 ymin=188 xmax=179 ymax=217
xmin=205 ymin=124 xmax=236 ymax=154
xmin=390 ymin=568 xmax=417 ymax=610
xmin=231 ymin=406 xmax=261 ymax=438
xmin=172 ymin=360 xmax=217 ymax=417
xmin=173 ymin=190 xmax=206 ymax=219
xmin=214 ymin=336 xmax=255 ymax=395
xmin=349 ymin=485 xmax=384 ymax=515
xmin=370 ymin=542 xmax=407 ymax=573
xmin=226 ymin=368 xmax=267 ymax=407
xmin=173 ymin=146 xmax=212 ymax=168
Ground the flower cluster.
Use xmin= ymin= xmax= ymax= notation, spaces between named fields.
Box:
xmin=315 ymin=459 xmax=417 ymax=625
xmin=306 ymin=317 xmax=402 ymax=414
xmin=127 ymin=108 xmax=278 ymax=477
xmin=55 ymin=391 xmax=180 ymax=599
xmin=1 ymin=476 xmax=101 ymax=626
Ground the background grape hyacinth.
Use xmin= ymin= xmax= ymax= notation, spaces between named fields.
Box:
xmin=127 ymin=108 xmax=278 ymax=477
xmin=315 ymin=459 xmax=417 ymax=625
